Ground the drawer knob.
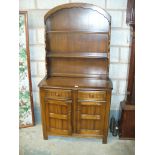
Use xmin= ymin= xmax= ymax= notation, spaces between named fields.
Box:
xmin=56 ymin=93 xmax=59 ymax=96
xmin=90 ymin=94 xmax=94 ymax=97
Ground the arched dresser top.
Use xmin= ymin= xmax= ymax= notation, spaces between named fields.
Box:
xmin=45 ymin=3 xmax=111 ymax=22
xmin=44 ymin=3 xmax=111 ymax=32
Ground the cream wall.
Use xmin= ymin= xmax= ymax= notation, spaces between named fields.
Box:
xmin=19 ymin=0 xmax=130 ymax=123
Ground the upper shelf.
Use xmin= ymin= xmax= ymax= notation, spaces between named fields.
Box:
xmin=46 ymin=52 xmax=108 ymax=59
xmin=46 ymin=30 xmax=109 ymax=35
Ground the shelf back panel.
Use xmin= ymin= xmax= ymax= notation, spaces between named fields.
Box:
xmin=46 ymin=33 xmax=108 ymax=53
xmin=47 ymin=58 xmax=108 ymax=78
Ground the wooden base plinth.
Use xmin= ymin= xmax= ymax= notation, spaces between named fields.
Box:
xmin=119 ymin=101 xmax=135 ymax=139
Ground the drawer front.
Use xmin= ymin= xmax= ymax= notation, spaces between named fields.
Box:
xmin=78 ymin=91 xmax=106 ymax=101
xmin=45 ymin=89 xmax=71 ymax=99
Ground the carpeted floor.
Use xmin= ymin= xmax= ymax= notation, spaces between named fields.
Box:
xmin=19 ymin=124 xmax=135 ymax=155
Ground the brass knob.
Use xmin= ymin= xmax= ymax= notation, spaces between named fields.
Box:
xmin=90 ymin=94 xmax=94 ymax=97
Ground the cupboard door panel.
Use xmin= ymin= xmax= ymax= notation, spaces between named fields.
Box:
xmin=45 ymin=99 xmax=72 ymax=135
xmin=77 ymin=100 xmax=106 ymax=135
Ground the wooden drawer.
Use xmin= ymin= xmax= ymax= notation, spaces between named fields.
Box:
xmin=78 ymin=91 xmax=106 ymax=101
xmin=45 ymin=89 xmax=71 ymax=99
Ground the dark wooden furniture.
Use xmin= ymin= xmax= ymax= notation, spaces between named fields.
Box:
xmin=38 ymin=3 xmax=112 ymax=143
xmin=119 ymin=0 xmax=135 ymax=139
xmin=119 ymin=101 xmax=135 ymax=139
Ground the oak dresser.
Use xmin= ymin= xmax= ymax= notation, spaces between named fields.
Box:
xmin=38 ymin=3 xmax=112 ymax=143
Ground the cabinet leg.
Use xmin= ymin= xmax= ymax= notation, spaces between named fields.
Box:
xmin=42 ymin=127 xmax=48 ymax=140
xmin=102 ymin=129 xmax=108 ymax=144
xmin=43 ymin=132 xmax=48 ymax=140
xmin=43 ymin=136 xmax=48 ymax=140
xmin=102 ymin=137 xmax=107 ymax=144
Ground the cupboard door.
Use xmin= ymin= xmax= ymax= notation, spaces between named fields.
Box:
xmin=45 ymin=99 xmax=72 ymax=135
xmin=77 ymin=99 xmax=106 ymax=136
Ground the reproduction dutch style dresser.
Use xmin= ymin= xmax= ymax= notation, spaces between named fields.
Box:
xmin=38 ymin=3 xmax=112 ymax=143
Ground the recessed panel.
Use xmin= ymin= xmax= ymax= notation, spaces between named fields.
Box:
xmin=46 ymin=33 xmax=108 ymax=53
xmin=48 ymin=58 xmax=108 ymax=76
